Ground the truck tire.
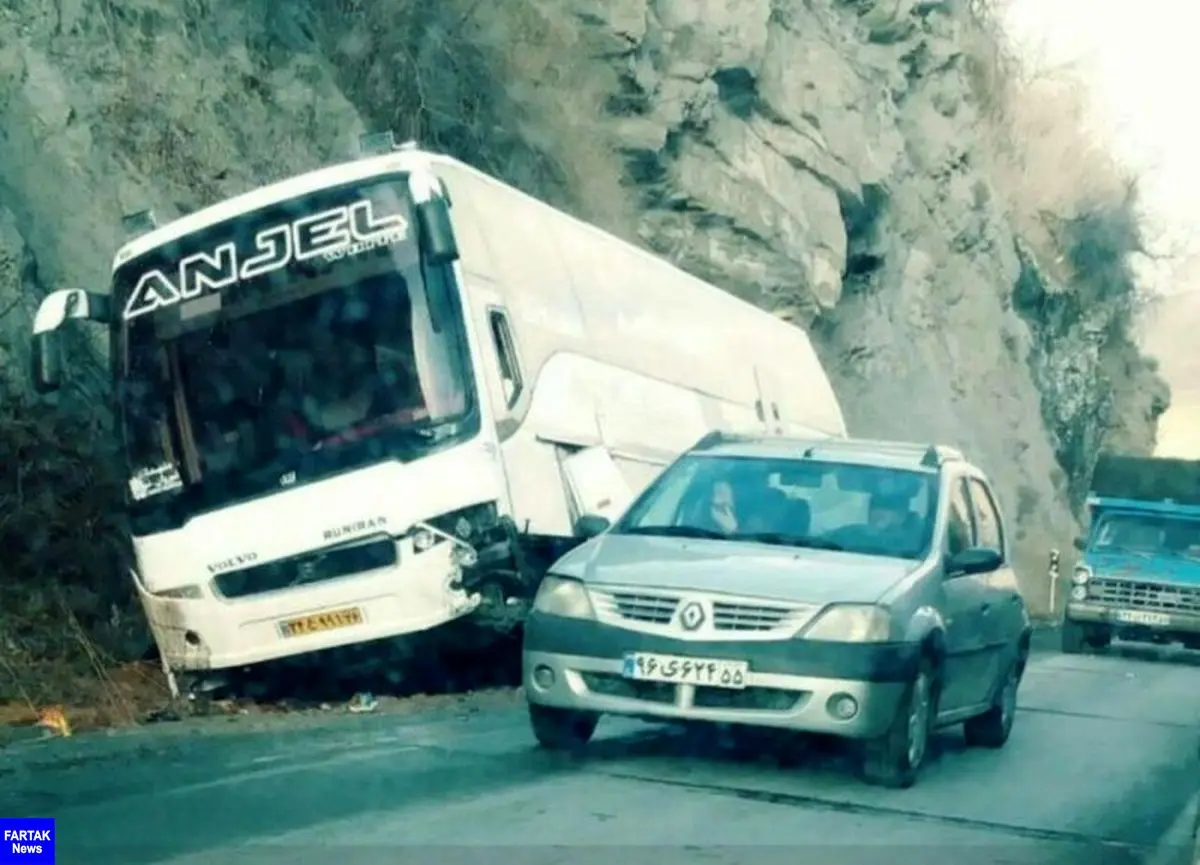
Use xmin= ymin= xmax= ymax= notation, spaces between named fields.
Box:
xmin=528 ymin=703 xmax=599 ymax=752
xmin=1061 ymin=619 xmax=1088 ymax=654
xmin=859 ymin=656 xmax=937 ymax=789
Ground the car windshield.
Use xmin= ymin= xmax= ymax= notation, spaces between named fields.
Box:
xmin=1091 ymin=513 xmax=1200 ymax=559
xmin=112 ymin=176 xmax=477 ymax=519
xmin=615 ymin=453 xmax=938 ymax=560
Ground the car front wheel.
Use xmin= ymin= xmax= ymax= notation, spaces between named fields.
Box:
xmin=528 ymin=703 xmax=599 ymax=752
xmin=859 ymin=657 xmax=937 ymax=789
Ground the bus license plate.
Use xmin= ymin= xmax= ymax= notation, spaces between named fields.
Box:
xmin=279 ymin=607 xmax=364 ymax=638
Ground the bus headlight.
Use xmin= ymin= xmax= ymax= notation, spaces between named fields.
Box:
xmin=451 ymin=544 xmax=479 ymax=568
xmin=1072 ymin=564 xmax=1092 ymax=585
xmin=412 ymin=528 xmax=437 ymax=552
xmin=152 ymin=585 xmax=203 ymax=600
xmin=532 ymin=576 xmax=596 ymax=620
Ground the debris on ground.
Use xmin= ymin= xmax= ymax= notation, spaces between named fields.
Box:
xmin=35 ymin=706 xmax=72 ymax=737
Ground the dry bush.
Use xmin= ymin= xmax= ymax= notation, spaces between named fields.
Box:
xmin=0 ymin=382 xmax=144 ymax=714
xmin=963 ymin=0 xmax=1146 ymax=312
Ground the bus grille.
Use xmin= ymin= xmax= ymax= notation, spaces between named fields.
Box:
xmin=212 ymin=536 xmax=397 ymax=599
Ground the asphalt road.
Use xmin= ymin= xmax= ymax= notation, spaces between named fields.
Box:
xmin=2 ymin=641 xmax=1199 ymax=865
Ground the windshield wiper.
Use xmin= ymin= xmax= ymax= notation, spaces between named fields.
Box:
xmin=620 ymin=525 xmax=728 ymax=540
xmin=741 ymin=532 xmax=845 ymax=552
xmin=1097 ymin=545 xmax=1155 ymax=559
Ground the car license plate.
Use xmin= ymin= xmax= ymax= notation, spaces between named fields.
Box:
xmin=279 ymin=607 xmax=364 ymax=638
xmin=621 ymin=652 xmax=748 ymax=690
xmin=1114 ymin=609 xmax=1171 ymax=627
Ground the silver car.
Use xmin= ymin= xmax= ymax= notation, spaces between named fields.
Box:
xmin=522 ymin=433 xmax=1032 ymax=788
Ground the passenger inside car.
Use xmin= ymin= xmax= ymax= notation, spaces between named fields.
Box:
xmin=866 ymin=494 xmax=923 ymax=558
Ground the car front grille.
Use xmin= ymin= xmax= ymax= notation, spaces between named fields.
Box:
xmin=592 ymin=590 xmax=679 ymax=624
xmin=589 ymin=588 xmax=807 ymax=633
xmin=1089 ymin=578 xmax=1200 ymax=615
xmin=712 ymin=601 xmax=794 ymax=632
xmin=212 ymin=535 xmax=398 ymax=599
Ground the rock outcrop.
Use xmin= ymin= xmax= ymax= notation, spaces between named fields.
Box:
xmin=0 ymin=0 xmax=1166 ymax=623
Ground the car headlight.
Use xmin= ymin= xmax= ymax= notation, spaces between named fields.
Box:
xmin=799 ymin=604 xmax=891 ymax=642
xmin=532 ymin=575 xmax=596 ymax=620
xmin=1072 ymin=564 xmax=1092 ymax=585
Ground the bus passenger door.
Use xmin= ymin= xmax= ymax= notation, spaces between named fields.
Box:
xmin=559 ymin=445 xmax=633 ymax=531
xmin=458 ymin=277 xmax=520 ymax=518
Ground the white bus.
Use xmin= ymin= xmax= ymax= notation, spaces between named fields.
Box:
xmin=30 ymin=133 xmax=847 ymax=694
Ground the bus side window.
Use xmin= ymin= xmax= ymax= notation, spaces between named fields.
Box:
xmin=488 ymin=307 xmax=524 ymax=408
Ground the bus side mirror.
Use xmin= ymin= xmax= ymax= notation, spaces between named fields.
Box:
xmin=416 ymin=196 xmax=459 ymax=265
xmin=29 ymin=288 xmax=112 ymax=395
xmin=31 ymin=331 xmax=63 ymax=394
xmin=1072 ymin=536 xmax=1086 ymax=552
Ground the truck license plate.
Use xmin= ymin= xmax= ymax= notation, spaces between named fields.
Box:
xmin=1114 ymin=609 xmax=1171 ymax=627
xmin=621 ymin=652 xmax=748 ymax=690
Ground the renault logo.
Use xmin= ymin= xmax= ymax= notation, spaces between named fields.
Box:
xmin=679 ymin=601 xmax=706 ymax=631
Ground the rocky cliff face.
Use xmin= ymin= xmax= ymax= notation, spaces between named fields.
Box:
xmin=0 ymin=0 xmax=1166 ymax=612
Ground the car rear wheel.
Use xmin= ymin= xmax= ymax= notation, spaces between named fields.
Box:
xmin=528 ymin=703 xmax=599 ymax=752
xmin=963 ymin=654 xmax=1023 ymax=748
xmin=859 ymin=657 xmax=937 ymax=789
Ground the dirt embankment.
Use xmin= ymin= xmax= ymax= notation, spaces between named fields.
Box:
xmin=0 ymin=0 xmax=1164 ymax=729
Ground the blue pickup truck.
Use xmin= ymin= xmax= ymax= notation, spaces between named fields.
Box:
xmin=1062 ymin=454 xmax=1200 ymax=654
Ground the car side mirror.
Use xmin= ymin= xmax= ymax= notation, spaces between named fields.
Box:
xmin=945 ymin=546 xmax=1002 ymax=578
xmin=573 ymin=513 xmax=611 ymax=540
xmin=1072 ymin=536 xmax=1086 ymax=552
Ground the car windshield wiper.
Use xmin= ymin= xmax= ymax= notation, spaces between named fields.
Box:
xmin=620 ymin=525 xmax=728 ymax=540
xmin=1096 ymin=545 xmax=1155 ymax=559
xmin=741 ymin=532 xmax=845 ymax=552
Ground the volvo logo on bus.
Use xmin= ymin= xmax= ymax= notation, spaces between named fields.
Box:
xmin=207 ymin=552 xmax=260 ymax=575
xmin=122 ymin=199 xmax=410 ymax=322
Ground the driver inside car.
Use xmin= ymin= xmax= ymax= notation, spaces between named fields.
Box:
xmin=705 ymin=479 xmax=741 ymax=534
xmin=867 ymin=493 xmax=921 ymax=555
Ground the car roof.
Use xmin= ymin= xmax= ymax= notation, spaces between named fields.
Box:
xmin=689 ymin=432 xmax=968 ymax=474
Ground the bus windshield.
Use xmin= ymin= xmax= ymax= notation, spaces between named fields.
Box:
xmin=113 ymin=176 xmax=478 ymax=520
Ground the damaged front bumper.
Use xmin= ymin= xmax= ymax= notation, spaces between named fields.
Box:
xmin=136 ymin=535 xmax=484 ymax=673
